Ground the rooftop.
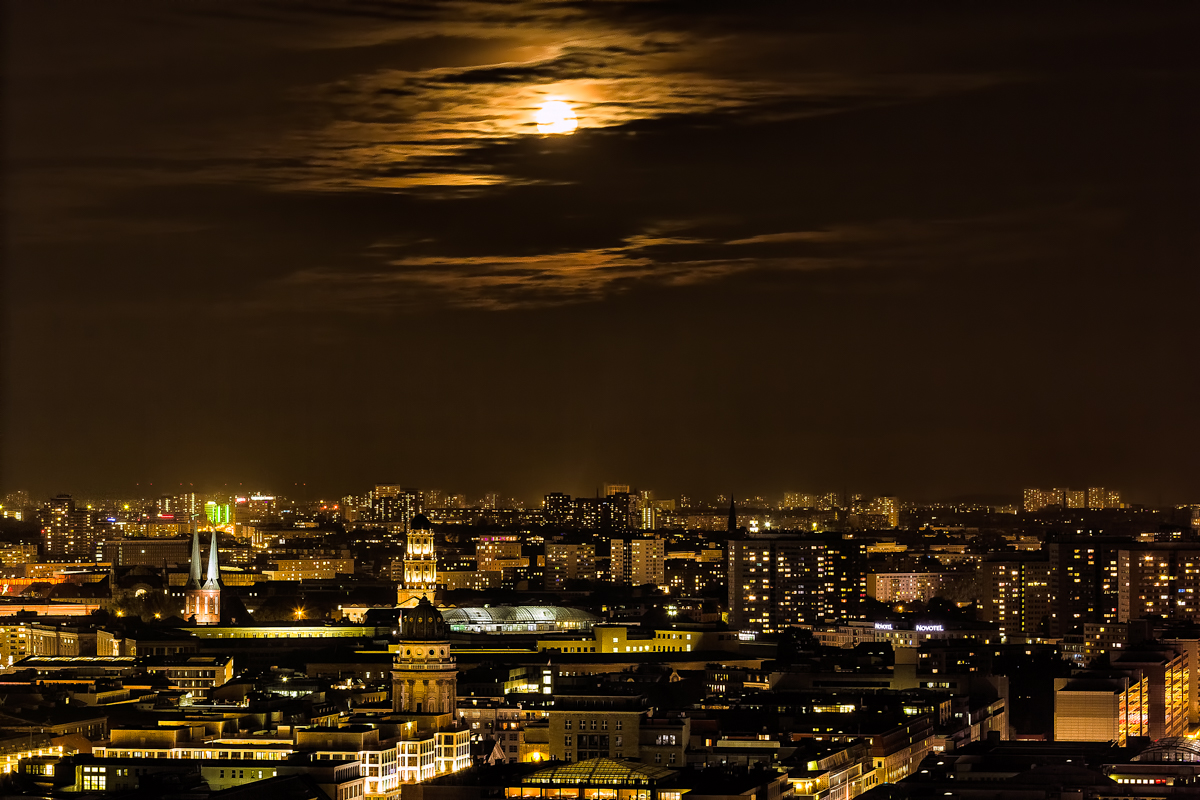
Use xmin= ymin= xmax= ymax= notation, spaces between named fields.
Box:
xmin=524 ymin=758 xmax=677 ymax=786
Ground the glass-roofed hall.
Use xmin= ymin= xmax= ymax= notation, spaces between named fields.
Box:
xmin=442 ymin=605 xmax=598 ymax=634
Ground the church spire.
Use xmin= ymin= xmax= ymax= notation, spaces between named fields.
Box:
xmin=203 ymin=533 xmax=221 ymax=589
xmin=728 ymin=495 xmax=737 ymax=533
xmin=187 ymin=530 xmax=203 ymax=588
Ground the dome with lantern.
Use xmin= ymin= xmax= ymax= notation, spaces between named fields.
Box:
xmin=400 ymin=595 xmax=449 ymax=641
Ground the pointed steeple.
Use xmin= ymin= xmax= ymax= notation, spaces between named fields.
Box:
xmin=728 ymin=496 xmax=738 ymax=533
xmin=186 ymin=530 xmax=203 ymax=589
xmin=203 ymin=533 xmax=221 ymax=589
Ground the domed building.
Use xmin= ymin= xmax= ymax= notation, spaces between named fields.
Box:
xmin=392 ymin=595 xmax=457 ymax=714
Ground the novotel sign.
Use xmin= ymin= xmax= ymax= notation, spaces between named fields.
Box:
xmin=873 ymin=622 xmax=894 ymax=630
xmin=915 ymin=624 xmax=944 ymax=632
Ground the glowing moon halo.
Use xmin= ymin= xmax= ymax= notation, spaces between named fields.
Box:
xmin=535 ymin=100 xmax=578 ymax=134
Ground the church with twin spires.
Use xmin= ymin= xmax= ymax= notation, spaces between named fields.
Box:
xmin=184 ymin=530 xmax=222 ymax=625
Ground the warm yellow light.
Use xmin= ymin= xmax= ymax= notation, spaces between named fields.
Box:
xmin=535 ymin=101 xmax=577 ymax=135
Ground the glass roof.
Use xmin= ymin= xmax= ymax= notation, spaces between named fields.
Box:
xmin=1133 ymin=737 xmax=1200 ymax=762
xmin=524 ymin=758 xmax=677 ymax=786
xmin=442 ymin=606 xmax=598 ymax=625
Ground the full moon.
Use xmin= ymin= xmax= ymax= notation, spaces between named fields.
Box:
xmin=535 ymin=100 xmax=578 ymax=134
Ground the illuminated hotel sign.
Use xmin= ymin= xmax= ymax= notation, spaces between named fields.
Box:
xmin=874 ymin=622 xmax=893 ymax=630
xmin=915 ymin=624 xmax=944 ymax=632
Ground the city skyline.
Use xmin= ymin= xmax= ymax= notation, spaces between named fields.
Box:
xmin=4 ymin=3 xmax=1198 ymax=509
xmin=1 ymin=480 xmax=1172 ymax=511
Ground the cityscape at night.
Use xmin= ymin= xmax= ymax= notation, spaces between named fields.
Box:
xmin=3 ymin=2 xmax=1199 ymax=799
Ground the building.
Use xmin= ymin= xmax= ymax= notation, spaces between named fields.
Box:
xmin=184 ymin=531 xmax=222 ymax=625
xmin=441 ymin=606 xmax=598 ymax=634
xmin=1046 ymin=536 xmax=1125 ymax=637
xmin=99 ymin=538 xmax=191 ymax=568
xmin=867 ymin=573 xmax=946 ymax=605
xmin=511 ymin=757 xmax=682 ymax=800
xmin=544 ymin=494 xmax=573 ymax=525
xmin=263 ymin=558 xmax=355 ymax=581
xmin=610 ymin=537 xmax=665 ymax=588
xmin=978 ymin=557 xmax=1052 ymax=638
xmin=41 ymin=495 xmax=96 ymax=558
xmin=1117 ymin=543 xmax=1200 ymax=622
xmin=868 ymin=497 xmax=900 ymax=528
xmin=1111 ymin=647 xmax=1189 ymax=740
xmin=728 ymin=534 xmax=866 ymax=632
xmin=547 ymin=700 xmax=645 ymax=763
xmin=392 ymin=596 xmax=457 ymax=714
xmin=398 ymin=514 xmax=437 ymax=606
xmin=0 ymin=543 xmax=38 ymax=568
xmin=477 ymin=536 xmax=526 ymax=574
xmin=545 ymin=543 xmax=596 ymax=589
xmin=373 ymin=485 xmax=420 ymax=530
xmin=1054 ymin=675 xmax=1147 ymax=745
xmin=439 ymin=571 xmax=501 ymax=591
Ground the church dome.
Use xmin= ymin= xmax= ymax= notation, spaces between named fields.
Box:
xmin=400 ymin=596 xmax=448 ymax=641
xmin=411 ymin=514 xmax=433 ymax=531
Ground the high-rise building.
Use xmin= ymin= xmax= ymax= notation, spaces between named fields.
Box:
xmin=782 ymin=493 xmax=818 ymax=510
xmin=1023 ymin=488 xmax=1066 ymax=512
xmin=1087 ymin=488 xmax=1121 ymax=509
xmin=158 ymin=493 xmax=198 ymax=520
xmin=603 ymin=484 xmax=631 ymax=497
xmin=573 ymin=497 xmax=602 ymax=529
xmin=204 ymin=501 xmax=230 ymax=526
xmin=1065 ymin=490 xmax=1087 ymax=509
xmin=544 ymin=493 xmax=572 ymax=525
xmin=373 ymin=485 xmax=420 ymax=530
xmin=1117 ymin=544 xmax=1200 ymax=623
xmin=1047 ymin=535 xmax=1126 ymax=636
xmin=545 ymin=543 xmax=596 ymax=589
xmin=603 ymin=493 xmax=639 ymax=530
xmin=40 ymin=495 xmax=95 ymax=558
xmin=979 ymin=557 xmax=1052 ymax=638
xmin=476 ymin=535 xmax=523 ymax=573
xmin=610 ymin=537 xmax=665 ymax=588
xmin=869 ymin=496 xmax=900 ymax=528
xmin=728 ymin=534 xmax=867 ymax=632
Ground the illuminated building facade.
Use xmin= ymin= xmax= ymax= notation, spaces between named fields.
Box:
xmin=545 ymin=543 xmax=596 ymax=589
xmin=979 ymin=559 xmax=1052 ymax=638
xmin=477 ymin=535 xmax=524 ymax=573
xmin=397 ymin=514 xmax=437 ymax=606
xmin=392 ymin=596 xmax=457 ymax=714
xmin=1117 ymin=544 xmax=1200 ymax=623
xmin=373 ymin=485 xmax=420 ymax=530
xmin=610 ymin=537 xmax=665 ymax=588
xmin=728 ymin=534 xmax=867 ymax=633
xmin=41 ymin=495 xmax=96 ymax=558
xmin=1047 ymin=536 xmax=1124 ymax=637
xmin=184 ymin=531 xmax=221 ymax=625
xmin=1112 ymin=648 xmax=1189 ymax=740
xmin=544 ymin=493 xmax=572 ymax=525
xmin=1054 ymin=675 xmax=1147 ymax=745
xmin=868 ymin=496 xmax=900 ymax=528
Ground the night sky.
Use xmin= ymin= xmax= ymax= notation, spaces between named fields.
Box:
xmin=4 ymin=2 xmax=1198 ymax=504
